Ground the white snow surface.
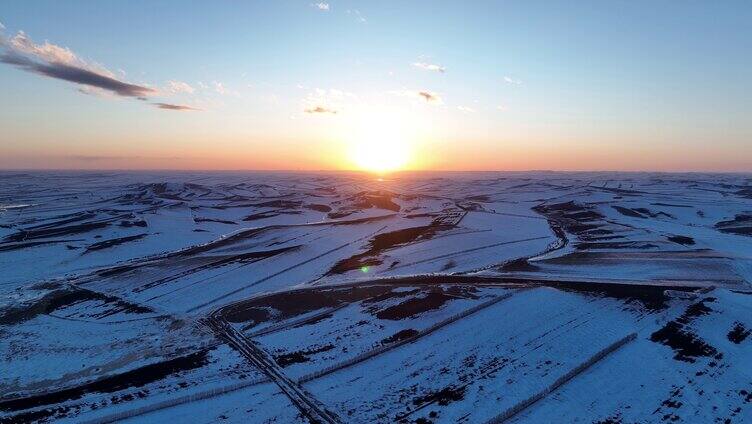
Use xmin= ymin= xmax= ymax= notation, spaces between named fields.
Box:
xmin=1 ymin=170 xmax=751 ymax=423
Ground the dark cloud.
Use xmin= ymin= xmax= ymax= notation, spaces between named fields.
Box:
xmin=0 ymin=51 xmax=155 ymax=98
xmin=304 ymin=105 xmax=337 ymax=114
xmin=153 ymin=102 xmax=200 ymax=111
xmin=418 ymin=91 xmax=439 ymax=102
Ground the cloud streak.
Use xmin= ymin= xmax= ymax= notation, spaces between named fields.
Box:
xmin=503 ymin=76 xmax=522 ymax=85
xmin=167 ymin=80 xmax=195 ymax=94
xmin=413 ymin=62 xmax=445 ymax=73
xmin=153 ymin=103 xmax=200 ymax=111
xmin=418 ymin=91 xmax=441 ymax=103
xmin=0 ymin=30 xmax=155 ymax=98
xmin=304 ymin=106 xmax=337 ymax=114
xmin=390 ymin=89 xmax=443 ymax=104
xmin=314 ymin=2 xmax=330 ymax=11
xmin=347 ymin=9 xmax=367 ymax=23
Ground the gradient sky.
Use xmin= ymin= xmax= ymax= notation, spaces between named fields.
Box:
xmin=1 ymin=1 xmax=750 ymax=171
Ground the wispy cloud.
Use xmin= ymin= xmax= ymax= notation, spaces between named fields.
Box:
xmin=210 ymin=80 xmax=241 ymax=97
xmin=347 ymin=9 xmax=367 ymax=23
xmin=418 ymin=91 xmax=440 ymax=102
xmin=304 ymin=106 xmax=337 ymax=114
xmin=503 ymin=76 xmax=522 ymax=85
xmin=153 ymin=102 xmax=200 ymax=111
xmin=301 ymin=88 xmax=353 ymax=114
xmin=213 ymin=81 xmax=227 ymax=95
xmin=413 ymin=62 xmax=445 ymax=73
xmin=313 ymin=2 xmax=330 ymax=11
xmin=390 ymin=89 xmax=443 ymax=104
xmin=0 ymin=21 xmax=5 ymax=31
xmin=167 ymin=80 xmax=195 ymax=94
xmin=457 ymin=105 xmax=475 ymax=113
xmin=497 ymin=105 xmax=508 ymax=112
xmin=0 ymin=30 xmax=155 ymax=98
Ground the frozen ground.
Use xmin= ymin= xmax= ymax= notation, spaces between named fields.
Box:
xmin=1 ymin=170 xmax=751 ymax=423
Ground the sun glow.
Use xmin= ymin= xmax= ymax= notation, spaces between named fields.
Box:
xmin=348 ymin=113 xmax=414 ymax=173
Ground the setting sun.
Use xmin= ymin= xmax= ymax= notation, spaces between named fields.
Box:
xmin=347 ymin=113 xmax=414 ymax=173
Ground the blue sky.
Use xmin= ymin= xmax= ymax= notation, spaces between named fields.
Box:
xmin=1 ymin=1 xmax=750 ymax=171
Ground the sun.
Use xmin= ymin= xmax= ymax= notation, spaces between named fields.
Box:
xmin=348 ymin=114 xmax=413 ymax=173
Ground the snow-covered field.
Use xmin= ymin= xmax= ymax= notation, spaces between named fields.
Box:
xmin=1 ymin=171 xmax=751 ymax=423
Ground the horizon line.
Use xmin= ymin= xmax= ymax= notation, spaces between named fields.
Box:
xmin=1 ymin=167 xmax=750 ymax=175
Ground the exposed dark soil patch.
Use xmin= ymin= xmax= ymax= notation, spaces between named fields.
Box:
xmin=352 ymin=191 xmax=401 ymax=212
xmin=553 ymin=281 xmax=681 ymax=311
xmin=361 ymin=288 xmax=423 ymax=305
xmin=327 ymin=210 xmax=353 ymax=219
xmin=735 ymin=189 xmax=752 ymax=199
xmin=119 ymin=219 xmax=147 ymax=228
xmin=374 ymin=290 xmax=456 ymax=320
xmin=650 ymin=298 xmax=719 ymax=362
xmin=0 ymin=350 xmax=209 ymax=412
xmin=24 ymin=212 xmax=97 ymax=230
xmin=667 ymin=235 xmax=695 ymax=245
xmin=222 ymin=285 xmax=395 ymax=325
xmin=575 ymin=241 xmax=658 ymax=250
xmin=501 ymin=258 xmax=540 ymax=272
xmin=535 ymin=201 xmax=602 ymax=220
xmin=0 ymin=239 xmax=84 ymax=252
xmin=727 ymin=322 xmax=750 ymax=344
xmin=412 ymin=385 xmax=466 ymax=407
xmin=533 ymin=201 xmax=610 ymax=240
xmin=0 ymin=405 xmax=71 ymax=423
xmin=224 ymin=283 xmax=480 ymax=330
xmin=652 ymin=203 xmax=693 ymax=208
xmin=612 ymin=206 xmax=645 ymax=218
xmin=134 ymin=246 xmax=299 ymax=293
xmin=466 ymin=194 xmax=491 ymax=202
xmin=96 ymin=263 xmax=139 ymax=278
xmin=274 ymin=344 xmax=335 ymax=367
xmin=0 ymin=288 xmax=152 ymax=325
xmin=251 ymin=200 xmax=302 ymax=209
xmin=365 ymin=286 xmax=480 ymax=320
xmin=194 ymin=217 xmax=237 ymax=225
xmin=404 ymin=213 xmax=438 ymax=219
xmin=440 ymin=260 xmax=456 ymax=271
xmin=370 ymin=224 xmax=448 ymax=250
xmin=650 ymin=322 xmax=718 ymax=362
xmin=678 ymin=298 xmax=714 ymax=324
xmin=595 ymin=414 xmax=623 ymax=424
xmin=141 ymin=182 xmax=186 ymax=201
xmin=633 ymin=207 xmax=674 ymax=219
xmin=611 ymin=205 xmax=674 ymax=220
xmin=171 ymin=227 xmax=268 ymax=257
xmin=85 ymin=233 xmax=148 ymax=252
xmin=229 ymin=306 xmax=272 ymax=325
xmin=329 ymin=256 xmax=384 ymax=275
xmin=242 ymin=210 xmax=301 ymax=221
xmin=2 ymin=221 xmax=109 ymax=243
xmin=224 ymin=291 xmax=339 ymax=324
xmin=305 ymin=204 xmax=332 ymax=213
xmin=715 ymin=214 xmax=752 ymax=236
xmin=381 ymin=329 xmax=419 ymax=345
xmin=328 ymin=221 xmax=452 ymax=274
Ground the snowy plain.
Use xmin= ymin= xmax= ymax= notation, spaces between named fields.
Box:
xmin=1 ymin=170 xmax=751 ymax=423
